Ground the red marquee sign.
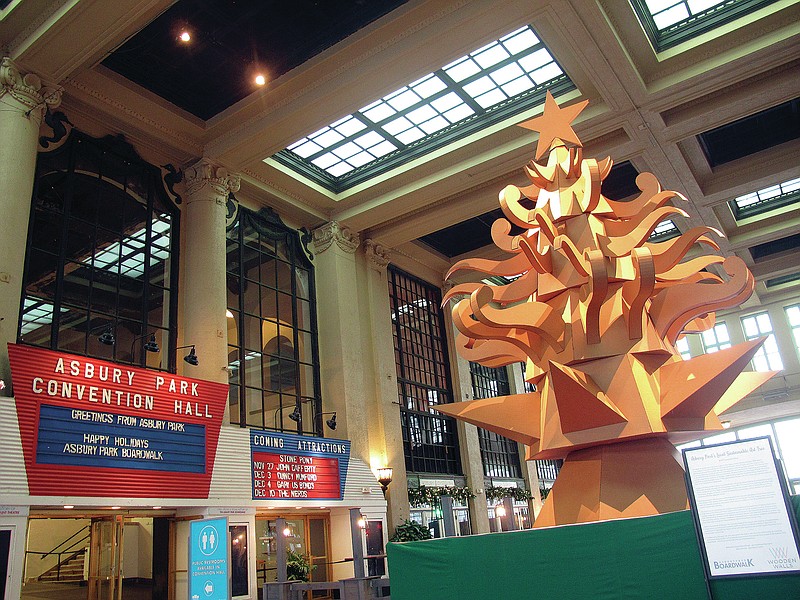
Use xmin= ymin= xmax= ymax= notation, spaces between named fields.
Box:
xmin=8 ymin=343 xmax=229 ymax=498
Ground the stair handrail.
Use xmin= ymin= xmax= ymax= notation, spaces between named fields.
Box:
xmin=39 ymin=525 xmax=90 ymax=560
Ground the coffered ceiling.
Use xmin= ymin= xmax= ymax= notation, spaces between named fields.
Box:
xmin=2 ymin=0 xmax=799 ymax=300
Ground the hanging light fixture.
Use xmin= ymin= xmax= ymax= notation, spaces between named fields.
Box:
xmin=177 ymin=345 xmax=199 ymax=366
xmin=321 ymin=411 xmax=337 ymax=430
xmin=98 ymin=327 xmax=115 ymax=346
xmin=143 ymin=333 xmax=160 ymax=353
xmin=288 ymin=405 xmax=302 ymax=423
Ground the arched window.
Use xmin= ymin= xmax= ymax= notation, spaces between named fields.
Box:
xmin=19 ymin=132 xmax=180 ymax=371
xmin=225 ymin=206 xmax=321 ymax=435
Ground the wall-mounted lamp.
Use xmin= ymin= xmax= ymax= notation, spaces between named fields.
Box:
xmin=376 ymin=467 xmax=393 ymax=496
xmin=177 ymin=345 xmax=199 ymax=366
xmin=288 ymin=404 xmax=337 ymax=431
xmin=97 ymin=327 xmax=116 ymax=346
xmin=356 ymin=515 xmax=366 ymax=529
xmin=130 ymin=332 xmax=160 ymax=360
xmin=321 ymin=411 xmax=337 ymax=430
xmin=494 ymin=504 xmax=507 ymax=518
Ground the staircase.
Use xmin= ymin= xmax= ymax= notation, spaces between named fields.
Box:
xmin=38 ymin=548 xmax=86 ymax=583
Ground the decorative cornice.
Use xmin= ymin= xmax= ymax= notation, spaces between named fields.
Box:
xmin=364 ymin=239 xmax=391 ymax=271
xmin=312 ymin=221 xmax=360 ymax=255
xmin=65 ymin=78 xmax=204 ymax=155
xmin=0 ymin=57 xmax=62 ymax=124
xmin=183 ymin=158 xmax=241 ymax=205
xmin=239 ymin=166 xmax=330 ymax=215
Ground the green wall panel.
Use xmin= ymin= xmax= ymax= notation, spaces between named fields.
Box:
xmin=387 ymin=496 xmax=800 ymax=600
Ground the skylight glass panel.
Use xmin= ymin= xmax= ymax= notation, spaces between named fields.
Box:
xmin=413 ymin=75 xmax=447 ymax=98
xmin=312 ymin=154 xmax=338 ymax=170
xmin=87 ymin=216 xmax=171 ymax=279
xmin=444 ymin=58 xmax=481 ymax=82
xmin=732 ymin=176 xmax=800 ymax=219
xmin=334 ymin=117 xmax=366 ymax=137
xmin=274 ymin=24 xmax=573 ymax=192
xmin=649 ymin=219 xmax=680 ymax=241
xmin=502 ymin=28 xmax=538 ymax=53
xmin=20 ymin=298 xmax=64 ymax=335
xmin=396 ymin=128 xmax=425 ymax=144
xmin=353 ymin=131 xmax=384 ymax=149
xmin=632 ymin=0 xmax=782 ymax=51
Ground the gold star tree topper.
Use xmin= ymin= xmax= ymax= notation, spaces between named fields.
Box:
xmin=519 ymin=90 xmax=589 ymax=160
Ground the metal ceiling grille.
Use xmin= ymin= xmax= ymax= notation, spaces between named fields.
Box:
xmin=389 ymin=266 xmax=461 ymax=475
xmin=272 ymin=25 xmax=574 ymax=192
xmin=631 ymin=0 xmax=781 ymax=51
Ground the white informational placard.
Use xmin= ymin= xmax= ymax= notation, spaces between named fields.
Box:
xmin=683 ymin=437 xmax=800 ymax=578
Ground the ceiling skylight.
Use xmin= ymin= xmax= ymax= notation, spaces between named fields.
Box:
xmin=631 ymin=0 xmax=781 ymax=51
xmin=271 ymin=25 xmax=574 ymax=193
xmin=731 ymin=176 xmax=800 ymax=220
xmin=89 ymin=217 xmax=171 ymax=279
xmin=20 ymin=298 xmax=63 ymax=335
xmin=650 ymin=219 xmax=680 ymax=241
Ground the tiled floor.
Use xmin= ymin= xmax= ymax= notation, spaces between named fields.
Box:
xmin=21 ymin=581 xmax=153 ymax=600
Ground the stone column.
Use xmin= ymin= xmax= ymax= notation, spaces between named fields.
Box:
xmin=0 ymin=55 xmax=61 ymax=600
xmin=312 ymin=222 xmax=370 ymax=462
xmin=0 ymin=58 xmax=61 ymax=388
xmin=363 ymin=239 xmax=410 ymax=532
xmin=447 ymin=309 xmax=491 ymax=534
xmin=181 ymin=159 xmax=240 ymax=388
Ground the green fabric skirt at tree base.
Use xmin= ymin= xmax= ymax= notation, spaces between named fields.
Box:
xmin=387 ymin=496 xmax=800 ymax=600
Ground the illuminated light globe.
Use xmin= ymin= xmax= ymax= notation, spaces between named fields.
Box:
xmin=435 ymin=91 xmax=777 ymax=527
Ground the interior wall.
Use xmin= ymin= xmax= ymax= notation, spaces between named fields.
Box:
xmin=328 ymin=508 xmax=355 ymax=582
xmin=123 ymin=519 xmax=153 ymax=579
xmin=24 ymin=518 xmax=91 ymax=581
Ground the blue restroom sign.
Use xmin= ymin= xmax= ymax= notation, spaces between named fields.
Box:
xmin=189 ymin=517 xmax=230 ymax=600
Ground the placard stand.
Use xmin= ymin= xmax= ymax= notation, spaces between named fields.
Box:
xmin=683 ymin=436 xmax=800 ymax=596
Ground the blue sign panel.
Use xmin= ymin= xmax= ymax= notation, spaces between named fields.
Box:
xmin=36 ymin=404 xmax=206 ymax=473
xmin=250 ymin=429 xmax=351 ymax=500
xmin=189 ymin=517 xmax=230 ymax=600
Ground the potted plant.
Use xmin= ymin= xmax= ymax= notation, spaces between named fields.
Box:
xmin=286 ymin=549 xmax=314 ymax=582
xmin=389 ymin=519 xmax=433 ymax=542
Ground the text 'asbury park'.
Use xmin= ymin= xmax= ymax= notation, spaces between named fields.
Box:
xmin=30 ymin=357 xmax=214 ymax=418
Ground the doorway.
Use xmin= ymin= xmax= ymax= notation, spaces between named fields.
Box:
xmin=255 ymin=514 xmax=331 ymax=594
xmin=87 ymin=517 xmax=124 ymax=600
xmin=22 ymin=516 xmax=160 ymax=600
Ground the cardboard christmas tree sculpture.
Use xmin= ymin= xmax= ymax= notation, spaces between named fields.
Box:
xmin=436 ymin=92 xmax=777 ymax=527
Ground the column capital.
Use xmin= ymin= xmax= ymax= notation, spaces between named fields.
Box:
xmin=312 ymin=221 xmax=360 ymax=255
xmin=183 ymin=158 xmax=241 ymax=205
xmin=364 ymin=239 xmax=391 ymax=271
xmin=0 ymin=57 xmax=62 ymax=124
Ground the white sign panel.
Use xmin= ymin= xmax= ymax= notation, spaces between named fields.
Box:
xmin=684 ymin=437 xmax=800 ymax=577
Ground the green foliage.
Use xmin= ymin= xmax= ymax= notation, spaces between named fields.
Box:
xmin=407 ymin=485 xmax=475 ymax=507
xmin=286 ymin=549 xmax=314 ymax=582
xmin=485 ymin=485 xmax=533 ymax=503
xmin=540 ymin=486 xmax=550 ymax=500
xmin=390 ymin=519 xmax=433 ymax=542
